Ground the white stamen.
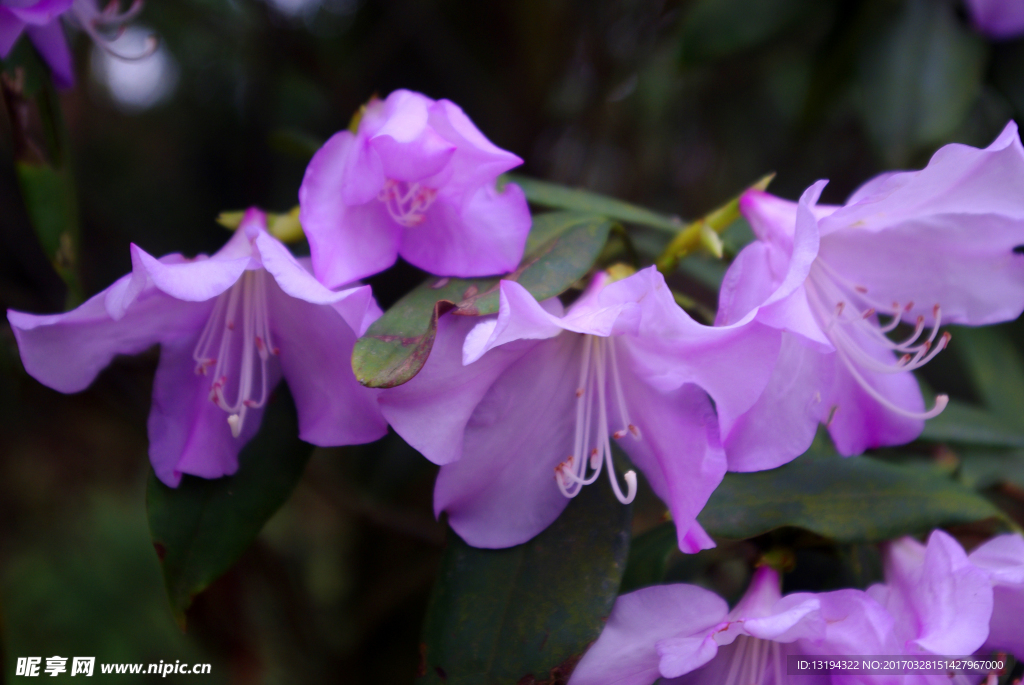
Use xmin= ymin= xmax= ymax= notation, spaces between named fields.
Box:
xmin=192 ymin=270 xmax=278 ymax=438
xmin=377 ymin=179 xmax=438 ymax=227
xmin=76 ymin=0 xmax=157 ymax=62
xmin=806 ymin=258 xmax=949 ymax=422
xmin=554 ymin=336 xmax=637 ymax=505
xmin=722 ymin=635 xmax=782 ymax=685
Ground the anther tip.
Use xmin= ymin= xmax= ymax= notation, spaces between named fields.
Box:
xmin=227 ymin=414 xmax=242 ymax=438
xmin=621 ymin=471 xmax=638 ymax=505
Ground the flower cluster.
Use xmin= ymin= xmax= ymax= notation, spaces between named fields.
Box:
xmin=571 ymin=530 xmax=1024 ymax=685
xmin=8 ymin=91 xmax=1024 ymax=559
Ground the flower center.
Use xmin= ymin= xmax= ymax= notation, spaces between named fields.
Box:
xmin=192 ymin=270 xmax=278 ymax=438
xmin=722 ymin=635 xmax=784 ymax=685
xmin=805 ymin=257 xmax=949 ymax=421
xmin=554 ymin=335 xmax=639 ymax=505
xmin=377 ymin=179 xmax=437 ymax=227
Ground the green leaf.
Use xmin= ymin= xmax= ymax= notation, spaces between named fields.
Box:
xmin=619 ymin=521 xmax=677 ymax=594
xmin=147 ymin=386 xmax=313 ymax=626
xmin=958 ymin=449 xmax=1024 ymax=491
xmin=417 ymin=483 xmax=631 ymax=685
xmin=352 ymin=212 xmax=612 ymax=388
xmin=921 ymin=399 xmax=1024 ymax=448
xmin=2 ymin=44 xmax=82 ymax=305
xmin=507 ymin=175 xmax=681 ymax=234
xmin=952 ymin=326 xmax=1024 ymax=428
xmin=857 ymin=0 xmax=987 ymax=164
xmin=678 ymin=0 xmax=816 ymax=64
xmin=698 ymin=432 xmax=1006 ymax=542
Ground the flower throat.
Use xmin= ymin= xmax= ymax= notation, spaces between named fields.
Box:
xmin=192 ymin=270 xmax=278 ymax=438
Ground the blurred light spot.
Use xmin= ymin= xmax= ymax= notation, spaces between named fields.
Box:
xmin=264 ymin=0 xmax=321 ymax=17
xmin=90 ymin=27 xmax=178 ymax=112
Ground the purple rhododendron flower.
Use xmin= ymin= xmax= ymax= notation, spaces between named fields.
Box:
xmin=717 ymin=122 xmax=1024 ymax=470
xmin=569 ymin=565 xmax=898 ymax=685
xmin=868 ymin=530 xmax=993 ymax=668
xmin=378 ymin=266 xmax=780 ymax=551
xmin=965 ymin=0 xmax=1024 ymax=39
xmin=0 ymin=0 xmax=148 ymax=89
xmin=299 ymin=89 xmax=531 ymax=287
xmin=7 ymin=209 xmax=387 ymax=486
xmin=968 ymin=533 xmax=1024 ymax=658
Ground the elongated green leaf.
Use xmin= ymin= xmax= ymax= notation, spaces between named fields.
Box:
xmin=857 ymin=0 xmax=986 ymax=164
xmin=678 ymin=0 xmax=816 ymax=64
xmin=958 ymin=449 xmax=1024 ymax=491
xmin=417 ymin=484 xmax=631 ymax=685
xmin=353 ymin=212 xmax=612 ymax=388
xmin=2 ymin=46 xmax=82 ymax=305
xmin=508 ymin=175 xmax=681 ymax=234
xmin=921 ymin=399 xmax=1024 ymax=448
xmin=698 ymin=435 xmax=1005 ymax=542
xmin=953 ymin=326 xmax=1024 ymax=427
xmin=147 ymin=386 xmax=313 ymax=626
xmin=619 ymin=521 xmax=677 ymax=594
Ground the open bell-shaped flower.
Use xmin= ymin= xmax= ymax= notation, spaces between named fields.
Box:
xmin=717 ymin=122 xmax=1024 ymax=470
xmin=7 ymin=208 xmax=387 ymax=486
xmin=299 ymin=89 xmax=531 ymax=287
xmin=569 ymin=565 xmax=898 ymax=685
xmin=378 ymin=266 xmax=780 ymax=551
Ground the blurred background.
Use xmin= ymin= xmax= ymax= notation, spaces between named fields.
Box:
xmin=3 ymin=0 xmax=1024 ymax=681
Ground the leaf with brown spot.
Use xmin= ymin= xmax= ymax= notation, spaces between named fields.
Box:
xmin=352 ymin=212 xmax=612 ymax=388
